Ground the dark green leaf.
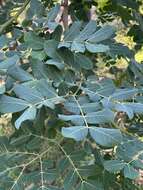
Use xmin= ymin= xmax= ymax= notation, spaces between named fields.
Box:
xmin=24 ymin=32 xmax=44 ymax=50
xmin=74 ymin=53 xmax=93 ymax=70
xmin=123 ymin=165 xmax=139 ymax=179
xmin=104 ymin=160 xmax=126 ymax=173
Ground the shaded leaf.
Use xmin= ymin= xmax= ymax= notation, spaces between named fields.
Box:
xmin=123 ymin=165 xmax=139 ymax=179
xmin=24 ymin=32 xmax=44 ymax=50
xmin=74 ymin=53 xmax=93 ymax=70
xmin=104 ymin=160 xmax=126 ymax=173
xmin=46 ymin=59 xmax=65 ymax=70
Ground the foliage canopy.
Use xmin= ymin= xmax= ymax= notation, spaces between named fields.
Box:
xmin=0 ymin=0 xmax=143 ymax=189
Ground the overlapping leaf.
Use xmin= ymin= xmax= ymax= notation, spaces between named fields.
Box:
xmin=59 ymin=20 xmax=115 ymax=53
xmin=103 ymin=139 xmax=143 ymax=179
xmin=0 ymin=79 xmax=64 ymax=128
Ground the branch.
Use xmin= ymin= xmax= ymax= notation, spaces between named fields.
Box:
xmin=0 ymin=0 xmax=30 ymax=35
xmin=61 ymin=0 xmax=69 ymax=30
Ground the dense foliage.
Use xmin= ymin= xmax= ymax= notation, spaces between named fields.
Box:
xmin=0 ymin=0 xmax=143 ymax=189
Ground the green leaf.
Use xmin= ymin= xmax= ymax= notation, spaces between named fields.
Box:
xmin=14 ymin=80 xmax=64 ymax=109
xmin=62 ymin=126 xmax=88 ymax=141
xmin=31 ymin=50 xmax=46 ymax=61
xmin=124 ymin=103 xmax=143 ymax=114
xmin=14 ymin=84 xmax=43 ymax=104
xmin=64 ymin=170 xmax=78 ymax=190
xmin=26 ymin=0 xmax=44 ymax=19
xmin=116 ymin=139 xmax=143 ymax=162
xmin=74 ymin=53 xmax=93 ymax=70
xmin=59 ymin=108 xmax=115 ymax=126
xmin=46 ymin=59 xmax=65 ymax=70
xmin=131 ymin=159 xmax=143 ymax=169
xmin=59 ymin=114 xmax=84 ymax=125
xmin=0 ymin=55 xmax=19 ymax=70
xmin=111 ymin=88 xmax=138 ymax=100
xmin=35 ymin=79 xmax=61 ymax=99
xmin=58 ymin=22 xmax=115 ymax=55
xmin=97 ymin=0 xmax=109 ymax=9
xmin=0 ymin=35 xmax=9 ymax=49
xmin=114 ymin=103 xmax=134 ymax=119
xmin=84 ymin=77 xmax=116 ymax=100
xmin=44 ymin=39 xmax=61 ymax=60
xmin=47 ymin=4 xmax=60 ymax=22
xmin=24 ymin=32 xmax=44 ymax=50
xmin=59 ymin=109 xmax=114 ymax=126
xmin=89 ymin=127 xmax=122 ymax=147
xmin=62 ymin=125 xmax=122 ymax=147
xmin=78 ymin=165 xmax=100 ymax=177
xmin=64 ymin=21 xmax=82 ymax=41
xmin=75 ymin=20 xmax=97 ymax=41
xmin=108 ymin=43 xmax=133 ymax=58
xmin=64 ymin=102 xmax=101 ymax=114
xmin=41 ymin=97 xmax=64 ymax=109
xmin=43 ymin=4 xmax=60 ymax=30
xmin=86 ymin=43 xmax=110 ymax=53
xmin=104 ymin=160 xmax=126 ymax=173
xmin=85 ymin=109 xmax=115 ymax=124
xmin=88 ymin=25 xmax=115 ymax=43
xmin=123 ymin=165 xmax=139 ymax=179
xmin=14 ymin=79 xmax=64 ymax=109
xmin=31 ymin=59 xmax=49 ymax=79
xmin=79 ymin=180 xmax=104 ymax=190
xmin=8 ymin=65 xmax=33 ymax=82
xmin=0 ymin=95 xmax=28 ymax=113
xmin=15 ymin=106 xmax=37 ymax=129
xmin=71 ymin=41 xmax=85 ymax=53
